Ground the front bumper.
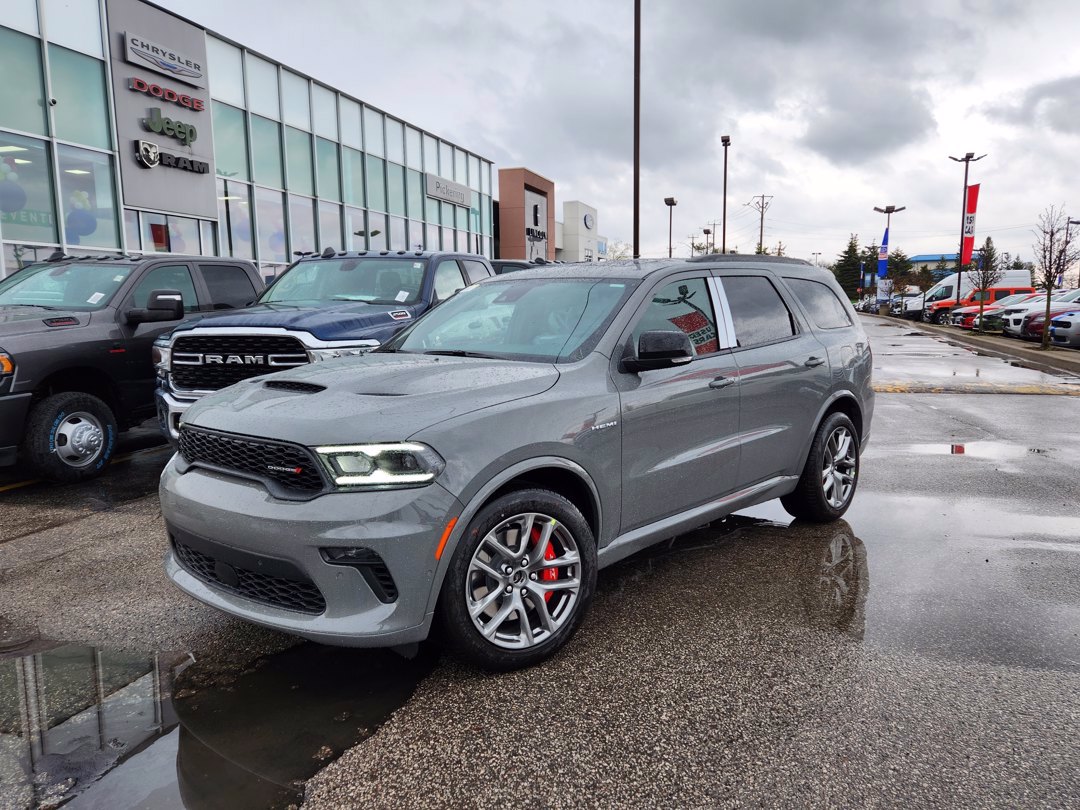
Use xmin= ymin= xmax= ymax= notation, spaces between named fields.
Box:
xmin=160 ymin=457 xmax=463 ymax=646
xmin=157 ymin=387 xmax=195 ymax=441
xmin=0 ymin=392 xmax=32 ymax=467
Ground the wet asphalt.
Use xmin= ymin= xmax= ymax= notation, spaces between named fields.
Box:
xmin=1 ymin=315 xmax=1079 ymax=808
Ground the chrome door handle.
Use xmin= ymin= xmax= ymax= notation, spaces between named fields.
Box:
xmin=804 ymin=356 xmax=826 ymax=368
xmin=709 ymin=376 xmax=735 ymax=389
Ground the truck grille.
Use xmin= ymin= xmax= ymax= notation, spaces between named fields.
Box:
xmin=171 ymin=334 xmax=308 ymax=391
xmin=172 ymin=536 xmax=326 ymax=614
xmin=178 ymin=425 xmax=326 ymax=496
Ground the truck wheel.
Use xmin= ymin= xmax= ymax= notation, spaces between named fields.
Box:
xmin=22 ymin=392 xmax=118 ymax=482
xmin=781 ymin=412 xmax=860 ymax=523
xmin=437 ymin=489 xmax=596 ymax=671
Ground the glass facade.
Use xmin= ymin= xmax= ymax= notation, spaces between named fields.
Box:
xmin=0 ymin=4 xmax=494 ymax=278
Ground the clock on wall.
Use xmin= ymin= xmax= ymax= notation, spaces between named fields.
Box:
xmin=584 ymin=213 xmax=595 ymax=230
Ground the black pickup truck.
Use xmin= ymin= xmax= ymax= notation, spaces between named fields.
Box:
xmin=0 ymin=254 xmax=262 ymax=481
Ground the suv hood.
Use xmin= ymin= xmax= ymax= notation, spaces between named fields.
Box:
xmin=183 ymin=352 xmax=560 ymax=445
xmin=0 ymin=306 xmax=90 ymax=340
xmin=170 ymin=301 xmax=424 ymax=342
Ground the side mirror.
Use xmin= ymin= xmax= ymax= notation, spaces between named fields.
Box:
xmin=621 ymin=330 xmax=695 ymax=373
xmin=125 ymin=289 xmax=185 ymax=325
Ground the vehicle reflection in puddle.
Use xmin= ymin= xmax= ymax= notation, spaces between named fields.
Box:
xmin=0 ymin=641 xmax=436 ymax=808
xmin=903 ymin=442 xmax=1053 ymax=459
xmin=610 ymin=511 xmax=870 ymax=642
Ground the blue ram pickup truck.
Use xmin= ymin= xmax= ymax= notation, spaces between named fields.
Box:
xmin=155 ymin=249 xmax=495 ymax=439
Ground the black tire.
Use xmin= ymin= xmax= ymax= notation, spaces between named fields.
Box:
xmin=437 ymin=488 xmax=597 ymax=671
xmin=21 ymin=392 xmax=118 ymax=483
xmin=780 ymin=412 xmax=860 ymax=523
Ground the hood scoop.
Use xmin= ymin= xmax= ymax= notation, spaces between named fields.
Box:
xmin=264 ymin=380 xmax=326 ymax=394
xmin=43 ymin=316 xmax=80 ymax=327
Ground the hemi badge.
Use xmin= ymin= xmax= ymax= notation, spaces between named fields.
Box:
xmin=389 ymin=310 xmax=411 ymax=321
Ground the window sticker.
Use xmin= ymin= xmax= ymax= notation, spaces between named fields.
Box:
xmin=413 ymin=262 xmax=423 ymax=269
xmin=113 ymin=275 xmax=125 ymax=283
xmin=87 ymin=292 xmax=105 ymax=305
xmin=395 ymin=290 xmax=409 ymax=302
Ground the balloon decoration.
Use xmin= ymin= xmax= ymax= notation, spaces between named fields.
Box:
xmin=65 ymin=189 xmax=98 ymax=244
xmin=0 ymin=159 xmax=27 ymax=215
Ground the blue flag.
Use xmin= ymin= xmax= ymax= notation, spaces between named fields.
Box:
xmin=877 ymin=227 xmax=889 ymax=278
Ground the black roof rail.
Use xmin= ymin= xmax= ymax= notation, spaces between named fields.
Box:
xmin=686 ymin=253 xmax=812 ymax=266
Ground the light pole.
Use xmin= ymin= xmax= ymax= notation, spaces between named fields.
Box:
xmin=633 ymin=0 xmax=641 ymax=258
xmin=811 ymin=251 xmax=821 ymax=266
xmin=721 ymin=135 xmax=731 ymax=253
xmin=948 ymin=152 xmax=986 ymax=305
xmin=873 ymin=204 xmax=905 ymax=295
xmin=664 ymin=197 xmax=677 ymax=258
xmin=1064 ymin=218 xmax=1080 ymax=288
xmin=703 ymin=227 xmax=712 ymax=253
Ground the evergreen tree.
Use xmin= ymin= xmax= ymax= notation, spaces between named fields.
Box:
xmin=932 ymin=255 xmax=950 ymax=280
xmin=833 ymin=234 xmax=861 ymax=296
xmin=887 ymin=249 xmax=914 ymax=278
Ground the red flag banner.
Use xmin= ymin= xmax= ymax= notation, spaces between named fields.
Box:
xmin=960 ymin=183 xmax=980 ymax=266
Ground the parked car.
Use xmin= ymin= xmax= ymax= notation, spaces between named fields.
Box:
xmin=154 ymin=249 xmax=495 ymax=440
xmin=949 ymin=292 xmax=1042 ymax=329
xmin=1002 ymin=289 xmax=1080 ymax=337
xmin=1049 ymin=311 xmax=1080 ymax=348
xmin=924 ymin=283 xmax=1035 ymax=324
xmin=1021 ymin=301 xmax=1080 ymax=340
xmin=159 ymin=255 xmax=874 ymax=670
xmin=0 ymin=253 xmax=261 ymax=481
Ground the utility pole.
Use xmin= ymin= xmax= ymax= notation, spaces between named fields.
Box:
xmin=747 ymin=195 xmax=772 ymax=253
xmin=687 ymin=234 xmax=699 ymax=257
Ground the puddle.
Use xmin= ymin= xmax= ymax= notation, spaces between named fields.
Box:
xmin=0 ymin=641 xmax=436 ymax=808
xmin=903 ymin=442 xmax=1054 ymax=459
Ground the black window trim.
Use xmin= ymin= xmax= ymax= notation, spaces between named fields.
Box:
xmin=714 ymin=272 xmax=804 ymax=352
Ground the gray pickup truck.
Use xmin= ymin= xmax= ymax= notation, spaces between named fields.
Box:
xmin=0 ymin=254 xmax=261 ymax=481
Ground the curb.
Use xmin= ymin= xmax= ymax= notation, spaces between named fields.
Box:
xmin=863 ymin=313 xmax=1080 ymax=378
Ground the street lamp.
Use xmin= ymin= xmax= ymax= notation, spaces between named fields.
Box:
xmin=353 ymin=228 xmax=381 ymax=249
xmin=664 ymin=197 xmax=677 ymax=258
xmin=720 ymin=135 xmax=731 ymax=253
xmin=703 ymin=227 xmax=712 ymax=253
xmin=948 ymin=152 xmax=986 ymax=304
xmin=873 ymin=204 xmax=905 ymax=291
xmin=811 ymin=251 xmax=821 ymax=266
xmin=1064 ymin=218 xmax=1080 ymax=288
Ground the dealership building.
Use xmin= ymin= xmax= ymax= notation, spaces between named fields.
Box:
xmin=0 ymin=0 xmax=495 ymax=279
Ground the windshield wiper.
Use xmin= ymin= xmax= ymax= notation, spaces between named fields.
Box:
xmin=422 ymin=349 xmax=503 ymax=359
xmin=0 ymin=303 xmax=61 ymax=310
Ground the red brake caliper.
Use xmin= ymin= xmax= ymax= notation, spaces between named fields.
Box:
xmin=530 ymin=526 xmax=559 ymax=603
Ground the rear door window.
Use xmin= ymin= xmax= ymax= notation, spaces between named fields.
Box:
xmin=785 ymin=278 xmax=852 ymax=329
xmin=720 ymin=276 xmax=797 ymax=347
xmin=199 ymin=263 xmax=258 ymax=310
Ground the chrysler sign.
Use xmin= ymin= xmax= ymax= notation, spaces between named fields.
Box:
xmin=125 ymin=32 xmax=204 ymax=87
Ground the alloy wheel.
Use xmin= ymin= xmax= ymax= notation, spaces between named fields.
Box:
xmin=820 ymin=426 xmax=857 ymax=509
xmin=465 ymin=512 xmax=582 ymax=649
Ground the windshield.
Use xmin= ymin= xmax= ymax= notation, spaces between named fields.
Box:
xmin=383 ymin=277 xmax=638 ymax=363
xmin=260 ymin=257 xmax=427 ymax=305
xmin=0 ymin=262 xmax=136 ymax=311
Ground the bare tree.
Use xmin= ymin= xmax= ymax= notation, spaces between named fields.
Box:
xmin=1032 ymin=206 xmax=1080 ymax=348
xmin=605 ymin=239 xmax=632 ymax=260
xmin=970 ymin=236 xmax=1004 ymax=332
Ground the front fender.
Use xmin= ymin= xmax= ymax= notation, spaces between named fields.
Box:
xmin=421 ymin=456 xmax=602 ymax=619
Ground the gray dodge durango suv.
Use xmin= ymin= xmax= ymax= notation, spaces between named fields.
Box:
xmin=159 ymin=256 xmax=873 ymax=670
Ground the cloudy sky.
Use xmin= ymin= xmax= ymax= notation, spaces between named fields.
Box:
xmin=158 ymin=0 xmax=1080 ymax=264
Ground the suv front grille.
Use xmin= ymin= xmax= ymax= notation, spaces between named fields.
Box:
xmin=172 ymin=537 xmax=326 ymax=614
xmin=178 ymin=426 xmax=326 ymax=495
xmin=171 ymin=334 xmax=308 ymax=391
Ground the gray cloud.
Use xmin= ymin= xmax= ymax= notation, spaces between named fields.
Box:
xmin=989 ymin=75 xmax=1080 ymax=136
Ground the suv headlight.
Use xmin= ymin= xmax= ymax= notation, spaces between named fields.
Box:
xmin=307 ymin=342 xmax=380 ymax=362
xmin=152 ymin=337 xmax=171 ymax=378
xmin=0 ymin=350 xmax=14 ymax=378
xmin=315 ymin=442 xmax=444 ymax=489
